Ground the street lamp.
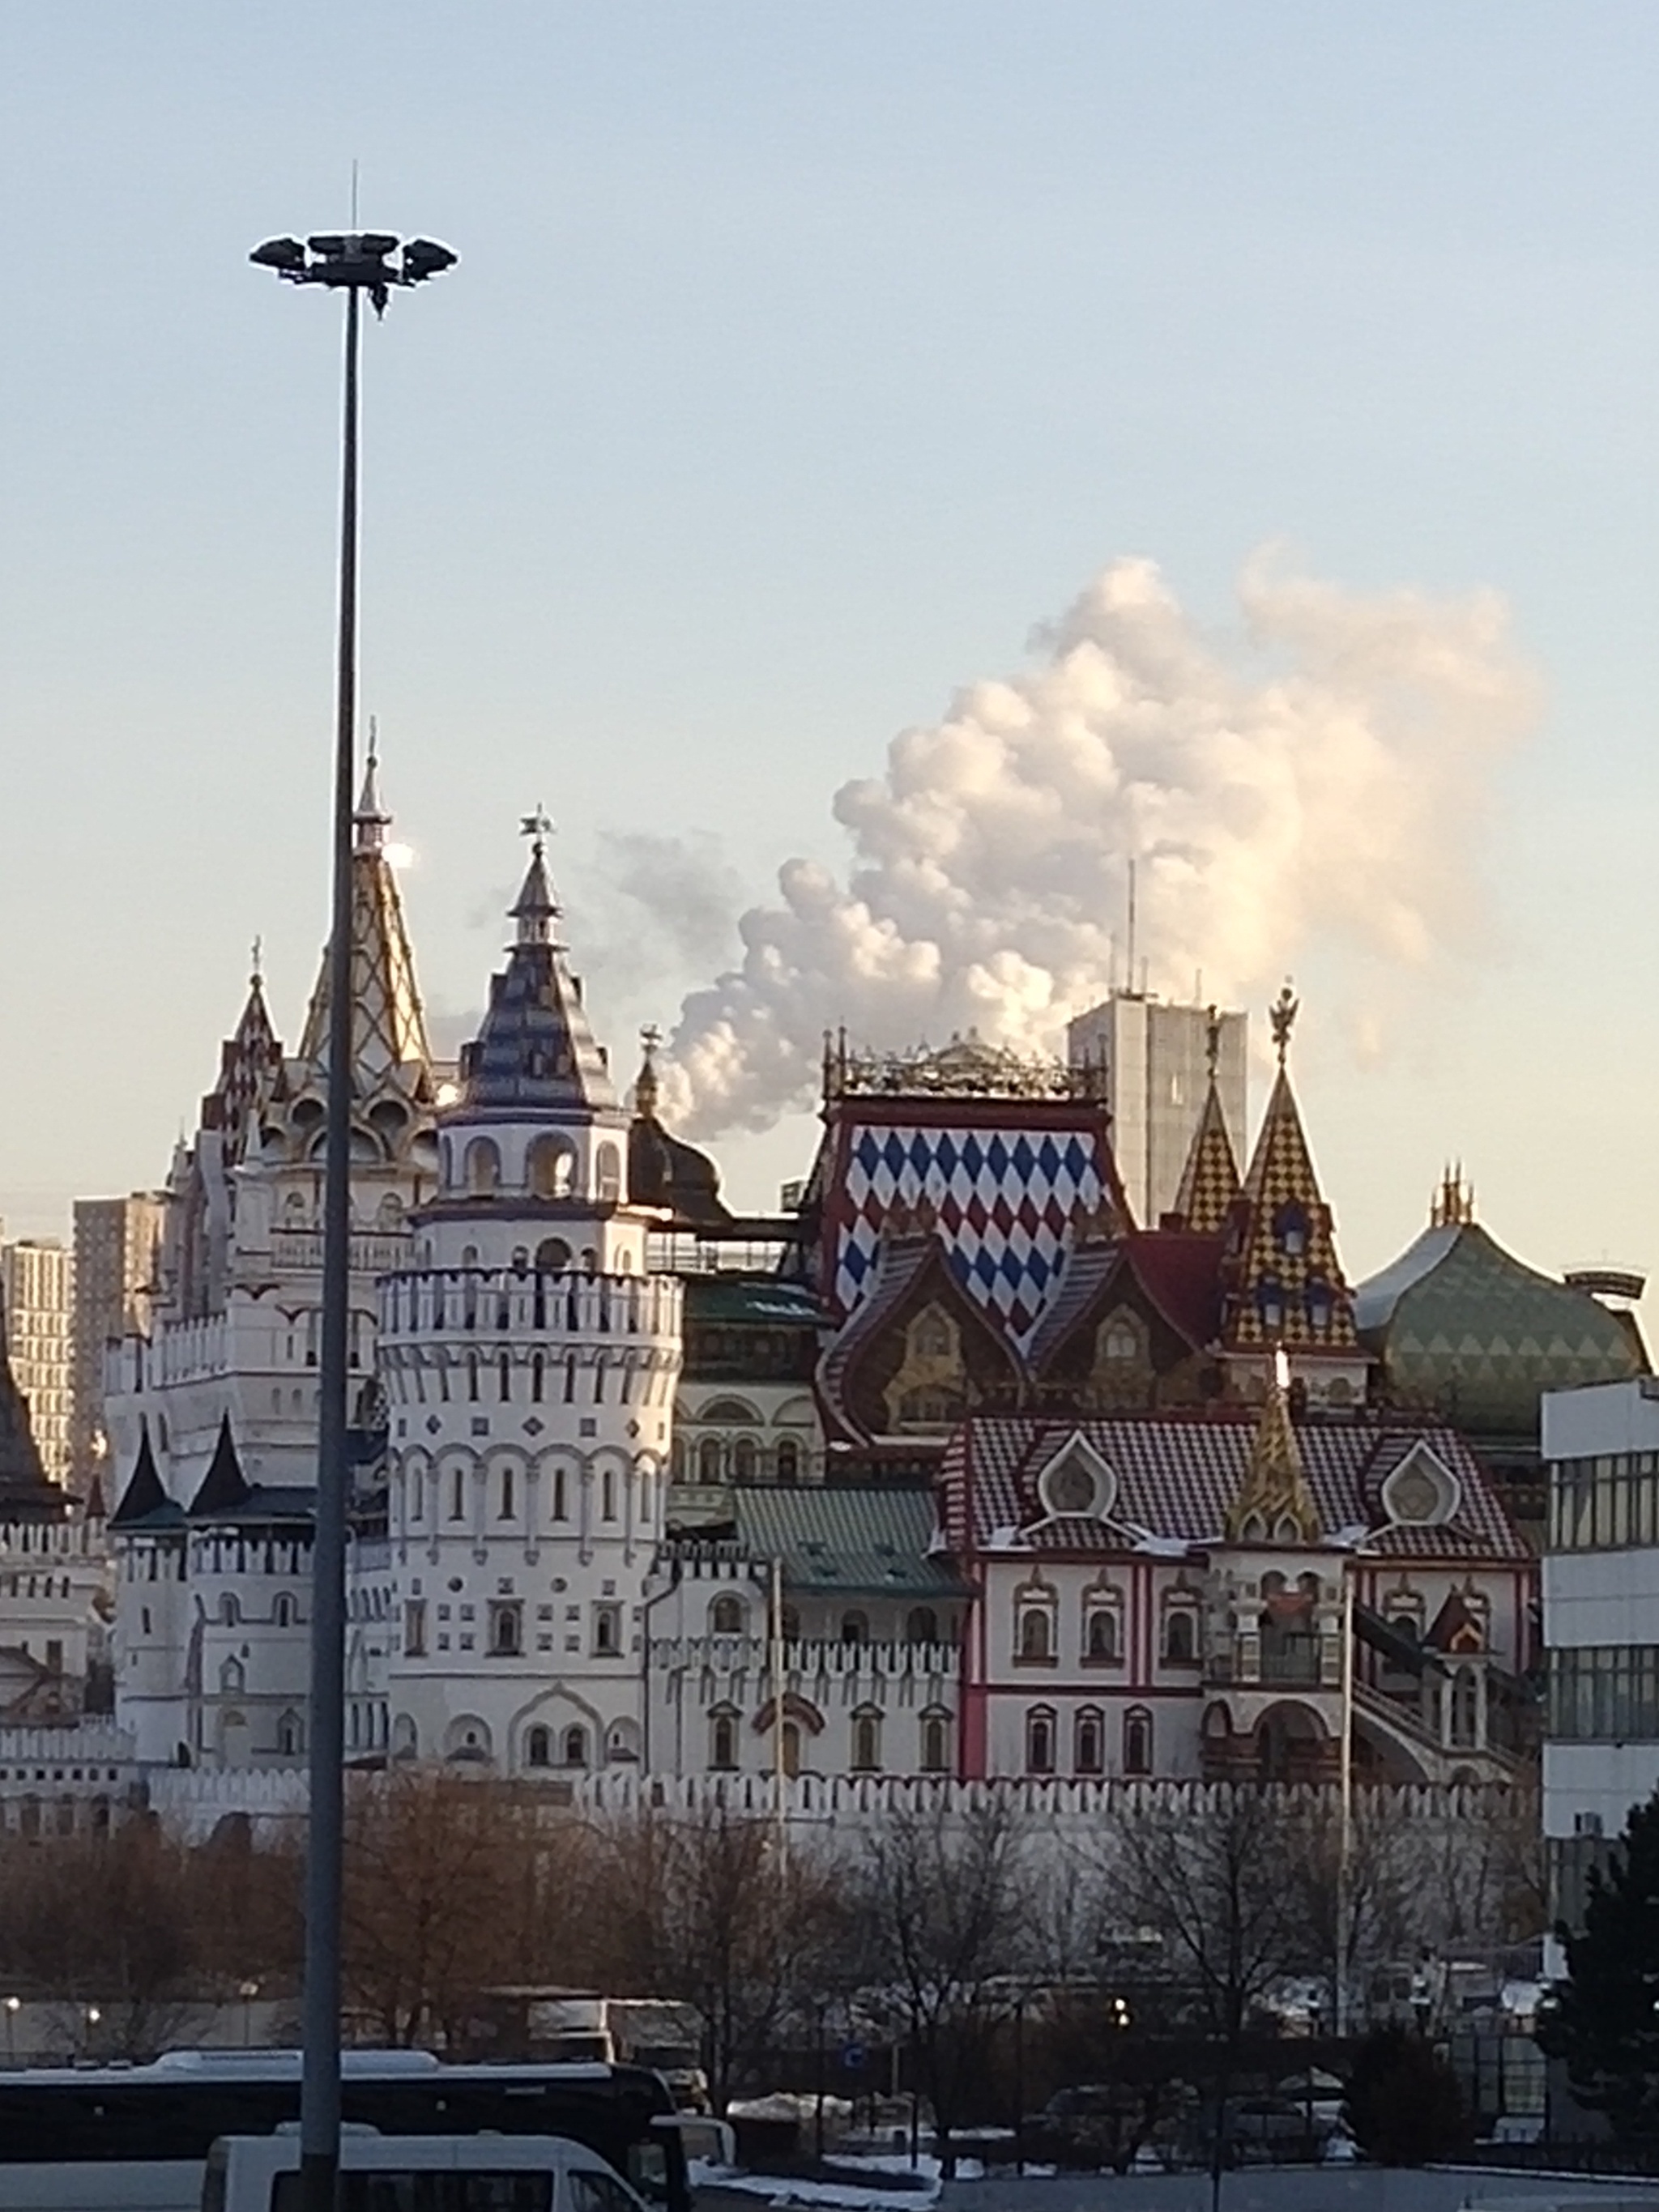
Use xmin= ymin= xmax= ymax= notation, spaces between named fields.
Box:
xmin=250 ymin=222 xmax=455 ymax=2212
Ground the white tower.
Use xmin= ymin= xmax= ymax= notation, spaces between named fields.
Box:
xmin=376 ymin=819 xmax=682 ymax=1775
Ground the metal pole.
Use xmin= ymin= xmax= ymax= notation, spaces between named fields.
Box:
xmin=770 ymin=1556 xmax=788 ymax=1874
xmin=301 ymin=276 xmax=360 ymax=2212
xmin=1335 ymin=1563 xmax=1354 ymax=2041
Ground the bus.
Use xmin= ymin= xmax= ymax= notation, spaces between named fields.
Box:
xmin=0 ymin=2051 xmax=697 ymax=2212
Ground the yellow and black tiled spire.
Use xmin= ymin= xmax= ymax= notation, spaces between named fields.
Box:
xmin=1224 ymin=1346 xmax=1323 ymax=1542
xmin=1222 ymin=985 xmax=1358 ymax=1354
xmin=1170 ymin=1004 xmax=1242 ymax=1233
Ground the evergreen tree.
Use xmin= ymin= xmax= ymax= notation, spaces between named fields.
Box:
xmin=1537 ymin=1788 xmax=1659 ymax=2142
xmin=1343 ymin=2027 xmax=1470 ymax=2166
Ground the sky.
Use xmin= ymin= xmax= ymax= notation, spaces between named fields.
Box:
xmin=1 ymin=3 xmax=1657 ymax=1323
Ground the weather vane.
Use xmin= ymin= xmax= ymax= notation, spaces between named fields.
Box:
xmin=1269 ymin=979 xmax=1299 ymax=1067
xmin=519 ymin=806 xmax=553 ymax=850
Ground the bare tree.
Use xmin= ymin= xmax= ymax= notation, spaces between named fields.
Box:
xmin=596 ymin=1803 xmax=846 ymax=2114
xmin=1112 ymin=1788 xmax=1319 ymax=2210
xmin=854 ymin=1793 xmax=1033 ymax=2174
xmin=341 ymin=1770 xmax=531 ymax=2048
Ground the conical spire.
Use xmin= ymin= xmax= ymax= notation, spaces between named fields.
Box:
xmin=110 ymin=1422 xmax=170 ymax=1528
xmin=353 ymin=735 xmax=391 ymax=857
xmin=1171 ymin=1007 xmax=1241 ymax=1232
xmin=200 ymin=950 xmax=283 ymax=1152
xmin=189 ymin=1413 xmax=249 ymax=1517
xmin=458 ymin=815 xmax=617 ymax=1113
xmin=1225 ymin=1348 xmax=1322 ymax=1543
xmin=1222 ymin=989 xmax=1358 ymax=1353
xmin=296 ymin=758 xmax=433 ymax=1091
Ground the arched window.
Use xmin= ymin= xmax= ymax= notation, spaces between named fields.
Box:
xmin=710 ymin=1594 xmax=745 ymax=1636
xmin=561 ymin=1724 xmax=589 ymax=1769
xmin=775 ymin=1438 xmax=801 ymax=1481
xmin=1273 ymin=1203 xmax=1309 ymax=1258
xmin=219 ymin=1658 xmax=244 ymax=1695
xmin=1256 ymin=1277 xmax=1286 ymax=1332
xmin=450 ymin=1467 xmax=467 ymax=1521
xmin=1101 ymin=1315 xmax=1141 ymax=1363
xmin=531 ymin=1354 xmax=544 ymax=1403
xmin=219 ymin=1593 xmax=240 ymax=1626
xmin=851 ymin=1709 xmax=882 ymax=1771
xmin=274 ymin=1593 xmax=296 ymax=1629
xmin=1163 ymin=1607 xmax=1198 ymax=1664
xmin=498 ymin=1353 xmax=512 ymax=1403
xmin=1075 ymin=1708 xmax=1104 ymax=1775
xmin=528 ymin=1136 xmax=577 ymax=1200
xmin=697 ymin=1437 xmax=723 ymax=1481
xmin=1451 ymin=1666 xmax=1481 ymax=1749
xmin=601 ymin=1466 xmax=616 ymax=1521
xmin=732 ymin=1437 xmax=759 ymax=1482
xmin=465 ymin=1138 xmax=501 ymax=1196
xmin=839 ymin=1611 xmax=868 ymax=1644
xmin=781 ymin=1721 xmax=801 ymax=1778
xmin=710 ymin=1709 xmax=739 ymax=1771
xmin=910 ymin=1307 xmax=953 ymax=1360
xmin=1018 ymin=1605 xmax=1054 ymax=1662
xmin=1026 ymin=1707 xmax=1056 ymax=1775
xmin=551 ymin=1466 xmax=568 ymax=1521
xmin=535 ymin=1237 xmax=570 ymax=1274
xmin=906 ymin=1607 xmax=939 ymax=1646
xmin=920 ymin=1712 xmax=951 ymax=1773
xmin=595 ymin=1143 xmax=622 ymax=1202
xmin=525 ymin=1725 xmax=551 ymax=1769
xmin=1084 ymin=1605 xmax=1120 ymax=1663
xmin=781 ymin=1606 xmax=800 ymax=1641
xmin=499 ymin=1466 xmax=515 ymax=1519
xmin=277 ymin=1711 xmax=304 ymax=1758
xmin=1124 ymin=1707 xmax=1153 ymax=1776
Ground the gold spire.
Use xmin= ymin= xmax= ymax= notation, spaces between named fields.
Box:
xmin=1225 ymin=1347 xmax=1322 ymax=1543
xmin=1430 ymin=1161 xmax=1475 ymax=1228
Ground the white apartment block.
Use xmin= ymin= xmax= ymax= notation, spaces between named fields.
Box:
xmin=0 ymin=1240 xmax=75 ymax=1487
xmin=1540 ymin=1376 xmax=1659 ymax=1959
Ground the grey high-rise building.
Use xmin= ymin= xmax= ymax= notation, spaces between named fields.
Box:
xmin=1067 ymin=992 xmax=1247 ymax=1229
xmin=71 ymin=1195 xmax=165 ymax=1486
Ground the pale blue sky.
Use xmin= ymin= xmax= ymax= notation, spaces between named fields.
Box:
xmin=1 ymin=3 xmax=1656 ymax=1316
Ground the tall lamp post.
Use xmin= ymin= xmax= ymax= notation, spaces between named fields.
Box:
xmin=249 ymin=227 xmax=455 ymax=2212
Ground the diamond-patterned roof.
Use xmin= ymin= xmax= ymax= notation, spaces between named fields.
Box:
xmin=1355 ymin=1218 xmax=1645 ymax=1435
xmin=937 ymin=1412 xmax=1526 ymax=1562
xmin=1223 ymin=1065 xmax=1358 ymax=1353
xmin=1171 ymin=1078 xmax=1242 ymax=1234
xmin=296 ymin=765 xmax=433 ymax=1093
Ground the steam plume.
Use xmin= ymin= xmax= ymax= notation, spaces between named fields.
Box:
xmin=661 ymin=549 xmax=1538 ymax=1136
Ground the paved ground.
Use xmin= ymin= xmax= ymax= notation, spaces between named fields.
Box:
xmin=939 ymin=2173 xmax=1659 ymax=2212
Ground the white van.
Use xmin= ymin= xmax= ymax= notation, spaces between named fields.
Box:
xmin=202 ymin=2135 xmax=650 ymax=2212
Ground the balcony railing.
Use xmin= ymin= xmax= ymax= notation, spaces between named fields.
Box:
xmin=649 ymin=1634 xmax=962 ymax=1682
xmin=379 ymin=1267 xmax=680 ymax=1345
xmin=269 ymin=1230 xmax=413 ymax=1277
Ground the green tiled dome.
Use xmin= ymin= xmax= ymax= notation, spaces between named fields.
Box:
xmin=1354 ymin=1221 xmax=1646 ymax=1438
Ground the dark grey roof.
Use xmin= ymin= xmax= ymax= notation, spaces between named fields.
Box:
xmin=458 ymin=841 xmax=617 ymax=1115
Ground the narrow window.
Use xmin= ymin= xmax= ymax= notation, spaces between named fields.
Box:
xmin=1026 ymin=1709 xmax=1056 ymax=1775
xmin=498 ymin=1353 xmax=511 ymax=1403
xmin=499 ymin=1467 xmax=515 ymax=1519
xmin=851 ymin=1711 xmax=881 ymax=1771
xmin=450 ymin=1467 xmax=466 ymax=1521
